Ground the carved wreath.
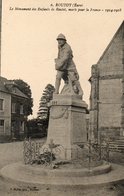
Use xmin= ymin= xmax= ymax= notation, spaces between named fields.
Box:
xmin=50 ymin=106 xmax=69 ymax=119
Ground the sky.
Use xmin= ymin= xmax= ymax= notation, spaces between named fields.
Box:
xmin=1 ymin=0 xmax=124 ymax=118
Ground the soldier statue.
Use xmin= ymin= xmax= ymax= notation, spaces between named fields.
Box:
xmin=54 ymin=33 xmax=83 ymax=97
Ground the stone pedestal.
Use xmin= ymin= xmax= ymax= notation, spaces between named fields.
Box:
xmin=46 ymin=94 xmax=88 ymax=160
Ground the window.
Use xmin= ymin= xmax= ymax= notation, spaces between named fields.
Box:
xmin=12 ymin=103 xmax=16 ymax=113
xmin=20 ymin=105 xmax=24 ymax=114
xmin=0 ymin=99 xmax=4 ymax=110
xmin=20 ymin=121 xmax=24 ymax=132
xmin=12 ymin=87 xmax=16 ymax=93
xmin=0 ymin=120 xmax=4 ymax=126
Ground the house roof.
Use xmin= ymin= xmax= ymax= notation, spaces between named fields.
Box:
xmin=97 ymin=20 xmax=124 ymax=64
xmin=0 ymin=76 xmax=28 ymax=99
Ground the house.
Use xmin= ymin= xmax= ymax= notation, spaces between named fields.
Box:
xmin=89 ymin=21 xmax=124 ymax=142
xmin=0 ymin=76 xmax=28 ymax=141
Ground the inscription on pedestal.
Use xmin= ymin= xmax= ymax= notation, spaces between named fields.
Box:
xmin=72 ymin=111 xmax=86 ymax=143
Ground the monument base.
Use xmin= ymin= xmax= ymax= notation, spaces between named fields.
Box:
xmin=45 ymin=94 xmax=88 ymax=160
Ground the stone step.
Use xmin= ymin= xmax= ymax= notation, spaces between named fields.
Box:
xmin=109 ymin=142 xmax=124 ymax=146
xmin=1 ymin=162 xmax=124 ymax=188
xmin=108 ymin=141 xmax=124 ymax=152
xmin=114 ymin=140 xmax=124 ymax=142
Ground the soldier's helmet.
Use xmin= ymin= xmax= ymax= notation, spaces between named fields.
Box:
xmin=57 ymin=34 xmax=66 ymax=41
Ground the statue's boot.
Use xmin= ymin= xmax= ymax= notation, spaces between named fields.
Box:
xmin=54 ymin=78 xmax=61 ymax=94
xmin=74 ymin=80 xmax=84 ymax=97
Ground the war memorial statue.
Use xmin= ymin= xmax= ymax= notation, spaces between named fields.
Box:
xmin=54 ymin=33 xmax=83 ymax=97
xmin=45 ymin=34 xmax=88 ymax=160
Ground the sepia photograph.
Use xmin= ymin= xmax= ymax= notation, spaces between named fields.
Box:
xmin=0 ymin=0 xmax=124 ymax=195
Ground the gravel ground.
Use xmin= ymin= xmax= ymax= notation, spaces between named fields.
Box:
xmin=0 ymin=139 xmax=124 ymax=196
